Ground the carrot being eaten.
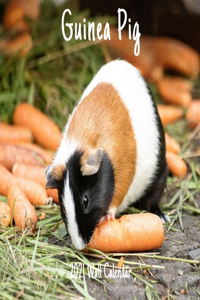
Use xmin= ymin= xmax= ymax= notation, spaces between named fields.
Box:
xmin=8 ymin=184 xmax=37 ymax=231
xmin=157 ymin=105 xmax=184 ymax=126
xmin=85 ymin=213 xmax=164 ymax=253
xmin=13 ymin=103 xmax=62 ymax=151
xmin=0 ymin=201 xmax=11 ymax=226
xmin=0 ymin=123 xmax=33 ymax=144
xmin=166 ymin=151 xmax=187 ymax=179
xmin=0 ymin=144 xmax=44 ymax=170
xmin=12 ymin=163 xmax=59 ymax=203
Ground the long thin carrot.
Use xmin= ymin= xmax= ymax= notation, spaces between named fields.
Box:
xmin=154 ymin=37 xmax=199 ymax=78
xmin=165 ymin=133 xmax=180 ymax=154
xmin=3 ymin=0 xmax=41 ymax=31
xmin=157 ymin=77 xmax=192 ymax=108
xmin=12 ymin=163 xmax=46 ymax=187
xmin=8 ymin=185 xmax=37 ymax=231
xmin=0 ymin=33 xmax=32 ymax=57
xmin=0 ymin=164 xmax=16 ymax=195
xmin=85 ymin=213 xmax=164 ymax=252
xmin=105 ymin=28 xmax=163 ymax=82
xmin=17 ymin=177 xmax=49 ymax=206
xmin=157 ymin=105 xmax=184 ymax=126
xmin=0 ymin=165 xmax=49 ymax=205
xmin=13 ymin=103 xmax=62 ymax=151
xmin=0 ymin=201 xmax=11 ymax=226
xmin=3 ymin=5 xmax=28 ymax=32
xmin=12 ymin=163 xmax=59 ymax=203
xmin=166 ymin=151 xmax=187 ymax=179
xmin=0 ymin=123 xmax=33 ymax=144
xmin=0 ymin=144 xmax=44 ymax=170
xmin=186 ymin=100 xmax=200 ymax=128
xmin=15 ymin=143 xmax=54 ymax=165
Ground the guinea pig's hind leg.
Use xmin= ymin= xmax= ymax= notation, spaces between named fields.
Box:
xmin=99 ymin=207 xmax=117 ymax=223
xmin=134 ymin=164 xmax=169 ymax=223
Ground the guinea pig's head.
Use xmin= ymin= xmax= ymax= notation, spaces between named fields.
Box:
xmin=46 ymin=148 xmax=114 ymax=250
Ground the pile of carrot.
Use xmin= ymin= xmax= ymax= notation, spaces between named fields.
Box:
xmin=0 ymin=0 xmax=41 ymax=57
xmin=105 ymin=27 xmax=199 ymax=82
xmin=0 ymin=103 xmax=61 ymax=231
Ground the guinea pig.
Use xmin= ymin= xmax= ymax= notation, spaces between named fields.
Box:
xmin=46 ymin=60 xmax=168 ymax=250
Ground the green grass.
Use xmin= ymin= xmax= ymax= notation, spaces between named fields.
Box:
xmin=0 ymin=0 xmax=200 ymax=299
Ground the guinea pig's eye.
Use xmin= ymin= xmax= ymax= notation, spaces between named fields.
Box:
xmin=83 ymin=194 xmax=89 ymax=210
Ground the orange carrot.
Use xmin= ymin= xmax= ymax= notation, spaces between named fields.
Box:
xmin=157 ymin=77 xmax=192 ymax=108
xmin=166 ymin=151 xmax=187 ymax=179
xmin=17 ymin=177 xmax=49 ymax=206
xmin=85 ymin=213 xmax=164 ymax=252
xmin=12 ymin=163 xmax=59 ymax=203
xmin=0 ymin=33 xmax=32 ymax=57
xmin=0 ymin=144 xmax=44 ymax=170
xmin=8 ymin=184 xmax=37 ymax=231
xmin=3 ymin=5 xmax=28 ymax=32
xmin=39 ymin=212 xmax=46 ymax=220
xmin=13 ymin=103 xmax=62 ymax=151
xmin=47 ymin=189 xmax=59 ymax=204
xmin=186 ymin=100 xmax=200 ymax=128
xmin=3 ymin=0 xmax=41 ymax=31
xmin=0 ymin=201 xmax=11 ymax=226
xmin=165 ymin=133 xmax=180 ymax=154
xmin=157 ymin=105 xmax=184 ymax=126
xmin=105 ymin=28 xmax=164 ymax=82
xmin=15 ymin=143 xmax=53 ymax=165
xmin=154 ymin=37 xmax=199 ymax=78
xmin=0 ymin=165 xmax=49 ymax=205
xmin=12 ymin=163 xmax=46 ymax=187
xmin=0 ymin=123 xmax=33 ymax=144
xmin=117 ymin=257 xmax=123 ymax=268
xmin=5 ymin=142 xmax=53 ymax=165
xmin=0 ymin=164 xmax=16 ymax=195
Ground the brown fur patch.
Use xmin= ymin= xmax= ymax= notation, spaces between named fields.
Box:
xmin=52 ymin=164 xmax=66 ymax=181
xmin=67 ymin=83 xmax=137 ymax=209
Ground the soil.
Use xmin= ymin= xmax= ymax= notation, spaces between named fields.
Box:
xmin=50 ymin=199 xmax=200 ymax=300
xmin=85 ymin=208 xmax=200 ymax=300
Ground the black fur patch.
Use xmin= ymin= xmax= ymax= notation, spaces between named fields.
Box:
xmin=46 ymin=168 xmax=68 ymax=225
xmin=56 ymin=150 xmax=115 ymax=244
xmin=133 ymin=81 xmax=168 ymax=219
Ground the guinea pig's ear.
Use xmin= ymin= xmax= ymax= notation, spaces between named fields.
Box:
xmin=81 ymin=148 xmax=104 ymax=176
xmin=45 ymin=164 xmax=65 ymax=189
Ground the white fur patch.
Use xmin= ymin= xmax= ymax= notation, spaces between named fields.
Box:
xmin=79 ymin=60 xmax=160 ymax=214
xmin=52 ymin=138 xmax=79 ymax=168
xmin=63 ymin=173 xmax=86 ymax=250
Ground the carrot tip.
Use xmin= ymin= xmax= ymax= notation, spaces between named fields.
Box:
xmin=25 ymin=218 xmax=35 ymax=230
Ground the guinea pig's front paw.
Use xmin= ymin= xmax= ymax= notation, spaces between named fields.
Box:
xmin=99 ymin=207 xmax=116 ymax=223
xmin=161 ymin=214 xmax=170 ymax=223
